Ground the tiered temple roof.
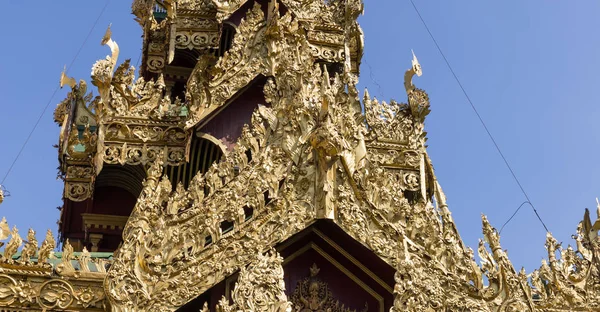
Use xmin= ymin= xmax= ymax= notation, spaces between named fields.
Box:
xmin=0 ymin=0 xmax=599 ymax=311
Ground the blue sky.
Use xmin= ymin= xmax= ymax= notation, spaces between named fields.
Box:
xmin=1 ymin=1 xmax=599 ymax=273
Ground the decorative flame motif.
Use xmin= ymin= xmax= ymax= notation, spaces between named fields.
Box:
xmin=1 ymin=1 xmax=598 ymax=312
xmin=0 ymin=220 xmax=108 ymax=310
xmin=212 ymin=249 xmax=292 ymax=312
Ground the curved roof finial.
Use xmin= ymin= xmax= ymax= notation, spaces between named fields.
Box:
xmin=404 ymin=49 xmax=423 ymax=93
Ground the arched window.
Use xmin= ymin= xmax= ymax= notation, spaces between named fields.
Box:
xmin=89 ymin=164 xmax=147 ymax=251
xmin=94 ymin=164 xmax=147 ymax=214
xmin=166 ymin=133 xmax=225 ymax=189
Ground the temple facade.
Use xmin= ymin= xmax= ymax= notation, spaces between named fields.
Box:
xmin=0 ymin=0 xmax=599 ymax=311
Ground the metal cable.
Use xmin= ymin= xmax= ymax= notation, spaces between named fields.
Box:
xmin=407 ymin=0 xmax=550 ymax=233
xmin=0 ymin=0 xmax=112 ymax=186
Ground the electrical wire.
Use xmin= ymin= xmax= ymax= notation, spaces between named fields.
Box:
xmin=499 ymin=201 xmax=532 ymax=234
xmin=0 ymin=0 xmax=112 ymax=186
xmin=407 ymin=0 xmax=550 ymax=233
xmin=363 ymin=59 xmax=386 ymax=100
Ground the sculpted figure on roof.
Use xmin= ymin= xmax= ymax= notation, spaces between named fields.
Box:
xmin=9 ymin=0 xmax=600 ymax=311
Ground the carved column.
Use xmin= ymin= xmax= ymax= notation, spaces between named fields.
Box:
xmin=89 ymin=233 xmax=103 ymax=252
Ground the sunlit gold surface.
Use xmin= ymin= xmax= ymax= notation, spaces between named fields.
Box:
xmin=0 ymin=0 xmax=597 ymax=311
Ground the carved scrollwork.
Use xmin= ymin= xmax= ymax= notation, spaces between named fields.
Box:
xmin=0 ymin=220 xmax=106 ymax=311
xmin=175 ymin=31 xmax=219 ymax=49
xmin=38 ymin=1 xmax=600 ymax=312
xmin=64 ymin=165 xmax=95 ymax=202
xmin=103 ymin=122 xmax=187 ymax=144
xmin=310 ymin=44 xmax=345 ymax=63
xmin=65 ymin=181 xmax=91 ymax=201
xmin=215 ymin=249 xmax=292 ymax=312
xmin=38 ymin=279 xmax=75 ymax=310
xmin=0 ymin=274 xmax=36 ymax=306
xmin=102 ymin=143 xmax=186 ymax=166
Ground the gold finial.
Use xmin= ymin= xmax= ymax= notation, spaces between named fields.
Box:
xmin=60 ymin=65 xmax=76 ymax=89
xmin=99 ymin=23 xmax=119 ymax=68
xmin=101 ymin=23 xmax=112 ymax=46
xmin=404 ymin=50 xmax=423 ymax=93
xmin=411 ymin=49 xmax=422 ymax=78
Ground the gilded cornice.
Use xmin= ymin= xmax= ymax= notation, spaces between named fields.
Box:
xmin=81 ymin=213 xmax=129 ymax=231
xmin=0 ymin=220 xmax=109 ymax=311
xmin=39 ymin=1 xmax=600 ymax=312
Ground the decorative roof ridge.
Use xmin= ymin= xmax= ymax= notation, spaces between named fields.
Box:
xmin=105 ymin=30 xmax=431 ymax=310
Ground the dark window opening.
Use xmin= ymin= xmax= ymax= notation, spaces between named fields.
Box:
xmin=245 ymin=149 xmax=253 ymax=162
xmin=166 ymin=136 xmax=224 ymax=191
xmin=204 ymin=235 xmax=213 ymax=247
xmin=264 ymin=190 xmax=272 ymax=205
xmin=171 ymin=81 xmax=186 ymax=103
xmin=220 ymin=220 xmax=234 ymax=235
xmin=243 ymin=206 xmax=254 ymax=221
xmin=218 ymin=23 xmax=236 ymax=57
xmin=316 ymin=61 xmax=344 ymax=79
xmin=403 ymin=190 xmax=420 ymax=205
xmin=153 ymin=2 xmax=167 ymax=22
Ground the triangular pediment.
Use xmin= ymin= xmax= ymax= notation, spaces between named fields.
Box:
xmin=174 ymin=220 xmax=396 ymax=311
xmin=105 ymin=3 xmax=447 ymax=309
xmin=105 ymin=59 xmax=446 ymax=312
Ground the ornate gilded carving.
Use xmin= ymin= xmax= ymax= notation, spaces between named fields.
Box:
xmin=106 ymin=3 xmax=412 ymax=309
xmin=291 ymin=263 xmax=367 ymax=312
xmin=363 ymin=52 xmax=429 ymax=149
xmin=91 ymin=28 xmax=190 ymax=120
xmin=186 ymin=3 xmax=269 ymax=128
xmin=0 ymin=274 xmax=106 ymax=311
xmin=54 ymin=69 xmax=99 ymax=201
xmin=212 ymin=249 xmax=291 ymax=312
xmin=64 ymin=164 xmax=95 ymax=202
xmin=0 ymin=219 xmax=107 ymax=311
xmin=52 ymin=24 xmax=193 ymax=189
xmin=20 ymin=229 xmax=38 ymax=263
xmin=16 ymin=0 xmax=600 ymax=312
xmin=38 ymin=229 xmax=56 ymax=266
xmin=175 ymin=30 xmax=219 ymax=49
